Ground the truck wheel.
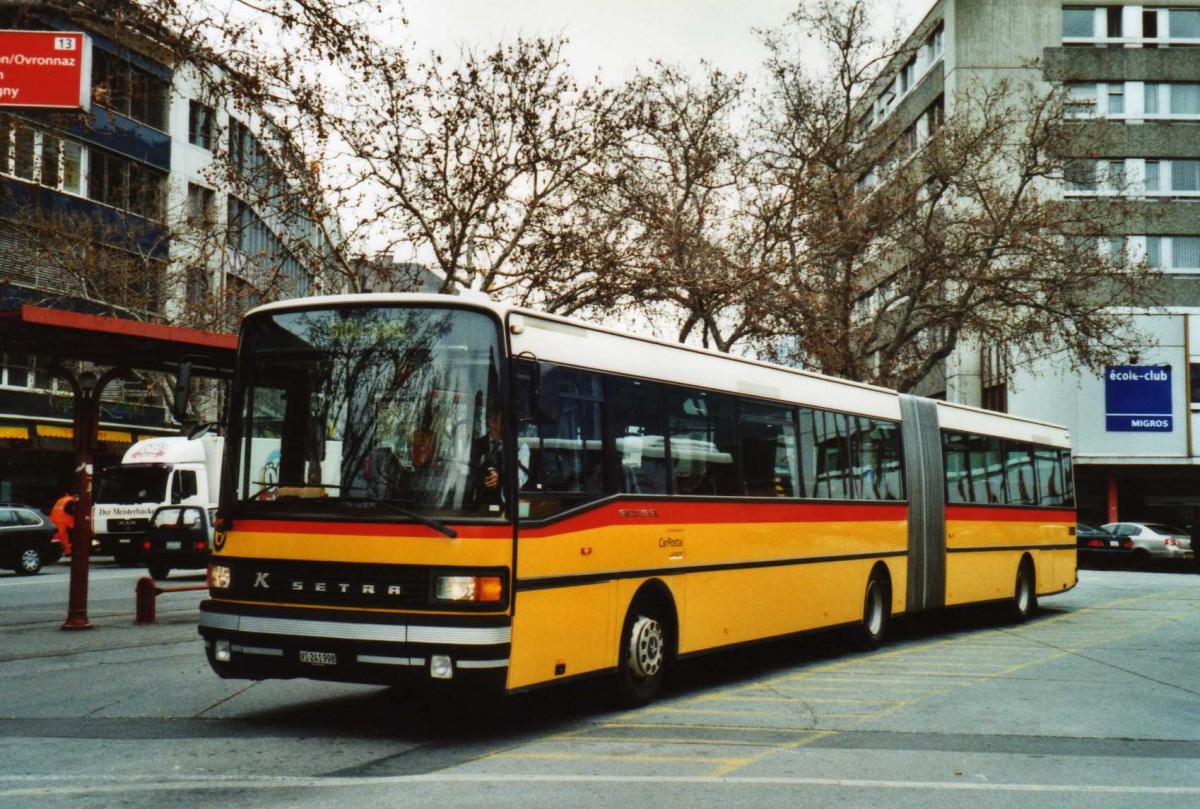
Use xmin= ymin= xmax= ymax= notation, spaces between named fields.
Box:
xmin=148 ymin=562 xmax=171 ymax=581
xmin=15 ymin=547 xmax=42 ymax=576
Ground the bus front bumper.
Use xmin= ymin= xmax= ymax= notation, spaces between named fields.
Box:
xmin=198 ymin=600 xmax=510 ymax=689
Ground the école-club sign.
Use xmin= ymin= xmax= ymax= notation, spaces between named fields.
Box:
xmin=0 ymin=31 xmax=91 ymax=109
xmin=1105 ymin=365 xmax=1173 ymax=432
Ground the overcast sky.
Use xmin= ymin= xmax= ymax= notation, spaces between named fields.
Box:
xmin=402 ymin=0 xmax=936 ymax=82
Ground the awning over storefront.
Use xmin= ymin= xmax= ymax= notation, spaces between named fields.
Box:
xmin=0 ymin=305 xmax=237 ymax=377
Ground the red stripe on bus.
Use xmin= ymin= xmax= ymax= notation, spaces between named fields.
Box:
xmin=234 ymin=501 xmax=908 ymax=539
xmin=945 ymin=506 xmax=1075 ymax=523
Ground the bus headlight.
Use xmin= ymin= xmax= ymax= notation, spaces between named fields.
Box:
xmin=208 ymin=564 xmax=232 ymax=589
xmin=434 ymin=575 xmax=503 ymax=603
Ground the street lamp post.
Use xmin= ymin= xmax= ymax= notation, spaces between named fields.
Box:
xmin=59 ymin=366 xmax=125 ymax=630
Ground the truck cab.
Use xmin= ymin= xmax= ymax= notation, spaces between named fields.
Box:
xmin=93 ymin=435 xmax=223 ymax=566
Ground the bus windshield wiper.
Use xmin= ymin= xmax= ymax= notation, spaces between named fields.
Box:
xmin=328 ymin=494 xmax=458 ymax=539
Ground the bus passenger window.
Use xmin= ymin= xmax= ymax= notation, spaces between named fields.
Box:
xmin=851 ymin=417 xmax=903 ymax=500
xmin=669 ymin=390 xmax=737 ymax=495
xmin=610 ymin=378 xmax=667 ymax=495
xmin=740 ymin=402 xmax=799 ymax=498
xmin=1003 ymin=442 xmax=1037 ymax=505
xmin=1034 ymin=447 xmax=1064 ymax=506
xmin=519 ymin=367 xmax=606 ymax=516
xmin=1059 ymin=450 xmax=1075 ymax=506
xmin=943 ymin=432 xmax=971 ymax=504
xmin=812 ymin=410 xmax=851 ymax=500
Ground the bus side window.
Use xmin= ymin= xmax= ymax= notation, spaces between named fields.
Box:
xmin=1004 ymin=442 xmax=1037 ymax=506
xmin=1059 ymin=450 xmax=1075 ymax=506
xmin=812 ymin=410 xmax=850 ymax=500
xmin=740 ymin=401 xmax=799 ymax=498
xmin=944 ymin=431 xmax=971 ymax=504
xmin=668 ymin=389 xmax=738 ymax=496
xmin=610 ymin=378 xmax=668 ymax=495
xmin=852 ymin=417 xmax=903 ymax=501
xmin=521 ymin=366 xmax=605 ymax=517
xmin=1034 ymin=446 xmax=1064 ymax=506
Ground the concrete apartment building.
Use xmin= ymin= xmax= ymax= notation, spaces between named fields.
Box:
xmin=863 ymin=0 xmax=1200 ymax=527
xmin=0 ymin=13 xmax=339 ymax=510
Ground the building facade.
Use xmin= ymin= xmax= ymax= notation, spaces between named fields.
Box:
xmin=861 ymin=0 xmax=1200 ymax=527
xmin=0 ymin=12 xmax=339 ymax=511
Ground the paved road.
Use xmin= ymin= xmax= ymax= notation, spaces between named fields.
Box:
xmin=1 ymin=564 xmax=1199 ymax=807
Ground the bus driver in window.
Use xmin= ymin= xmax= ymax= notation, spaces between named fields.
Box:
xmin=471 ymin=404 xmax=529 ymax=511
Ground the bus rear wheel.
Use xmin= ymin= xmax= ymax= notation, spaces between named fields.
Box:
xmin=616 ymin=602 xmax=668 ymax=706
xmin=1012 ymin=558 xmax=1037 ymax=622
xmin=860 ymin=569 xmax=890 ymax=648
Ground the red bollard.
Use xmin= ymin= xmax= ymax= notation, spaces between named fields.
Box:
xmin=135 ymin=576 xmax=157 ymax=625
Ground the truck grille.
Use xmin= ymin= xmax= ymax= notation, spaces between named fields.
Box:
xmin=108 ymin=518 xmax=149 ymax=532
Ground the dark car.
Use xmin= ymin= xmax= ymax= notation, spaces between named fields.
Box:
xmin=143 ymin=505 xmax=214 ymax=580
xmin=1076 ymin=521 xmax=1134 ymax=567
xmin=0 ymin=504 xmax=63 ymax=575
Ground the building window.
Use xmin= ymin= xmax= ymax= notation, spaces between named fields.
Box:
xmin=1063 ymin=7 xmax=1096 ymax=40
xmin=188 ymin=100 xmax=214 ymax=150
xmin=1066 ymin=83 xmax=1097 ymax=117
xmin=87 ymin=148 xmax=167 ymax=220
xmin=1145 ymin=236 xmax=1200 ymax=271
xmin=1169 ymin=9 xmax=1200 ymax=39
xmin=1190 ymin=364 xmax=1200 ymax=409
xmin=1107 ymin=84 xmax=1124 ymax=115
xmin=90 ymin=49 xmax=169 ymax=131
xmin=0 ymin=354 xmax=30 ymax=388
xmin=1146 ymin=160 xmax=1160 ymax=192
xmin=1173 ymin=160 xmax=1200 ymax=192
xmin=0 ymin=116 xmax=86 ymax=195
xmin=1064 ymin=159 xmax=1098 ymax=192
xmin=13 ymin=123 xmax=34 ymax=180
xmin=187 ymin=183 xmax=215 ymax=227
xmin=1170 ymin=84 xmax=1200 ymax=115
xmin=1144 ymin=9 xmax=1160 ymax=40
xmin=1106 ymin=5 xmax=1122 ymax=38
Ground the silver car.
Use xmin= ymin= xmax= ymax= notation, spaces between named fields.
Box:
xmin=1102 ymin=522 xmax=1193 ymax=565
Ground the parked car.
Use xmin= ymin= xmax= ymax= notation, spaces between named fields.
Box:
xmin=0 ymin=504 xmax=63 ymax=575
xmin=142 ymin=505 xmax=215 ymax=580
xmin=1076 ymin=521 xmax=1134 ymax=567
xmin=1101 ymin=522 xmax=1193 ymax=567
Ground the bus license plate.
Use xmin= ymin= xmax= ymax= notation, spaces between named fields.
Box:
xmin=165 ymin=541 xmax=181 ymax=550
xmin=299 ymin=651 xmax=337 ymax=666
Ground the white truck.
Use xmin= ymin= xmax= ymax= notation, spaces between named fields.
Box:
xmin=93 ymin=435 xmax=224 ymax=566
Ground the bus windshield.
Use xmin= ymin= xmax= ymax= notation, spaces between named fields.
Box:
xmin=96 ymin=465 xmax=170 ymax=504
xmin=230 ymin=305 xmax=506 ymax=522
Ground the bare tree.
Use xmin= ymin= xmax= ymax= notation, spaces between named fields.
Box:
xmin=545 ymin=62 xmax=771 ymax=350
xmin=326 ymin=36 xmax=634 ymax=298
xmin=751 ymin=0 xmax=1154 ymax=392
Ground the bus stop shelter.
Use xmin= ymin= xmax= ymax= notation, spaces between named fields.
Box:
xmin=0 ymin=305 xmax=237 ymax=629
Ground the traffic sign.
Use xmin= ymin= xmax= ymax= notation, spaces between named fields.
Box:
xmin=0 ymin=31 xmax=91 ymax=109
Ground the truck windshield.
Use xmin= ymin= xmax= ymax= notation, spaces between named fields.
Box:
xmin=95 ymin=465 xmax=170 ymax=504
xmin=231 ymin=304 xmax=506 ymax=522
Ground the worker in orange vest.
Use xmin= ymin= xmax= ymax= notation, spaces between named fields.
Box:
xmin=49 ymin=493 xmax=77 ymax=556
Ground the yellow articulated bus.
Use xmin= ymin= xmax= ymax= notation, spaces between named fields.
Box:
xmin=197 ymin=293 xmax=1076 ymax=703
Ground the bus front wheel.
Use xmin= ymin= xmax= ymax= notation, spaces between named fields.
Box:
xmin=616 ymin=601 xmax=669 ymax=706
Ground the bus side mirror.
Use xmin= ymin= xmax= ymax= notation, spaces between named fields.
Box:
xmin=537 ymin=362 xmax=560 ymax=423
xmin=172 ymin=362 xmax=192 ymax=423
